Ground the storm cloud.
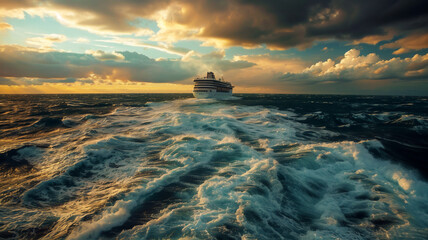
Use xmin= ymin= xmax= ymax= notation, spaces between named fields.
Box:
xmin=2 ymin=0 xmax=427 ymax=49
xmin=1 ymin=0 xmax=427 ymax=94
xmin=157 ymin=0 xmax=428 ymax=49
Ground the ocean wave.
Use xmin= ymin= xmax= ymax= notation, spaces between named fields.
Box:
xmin=1 ymin=97 xmax=427 ymax=239
xmin=0 ymin=145 xmax=41 ymax=175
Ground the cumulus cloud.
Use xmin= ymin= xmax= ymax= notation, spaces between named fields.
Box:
xmin=1 ymin=0 xmax=427 ymax=49
xmin=281 ymin=49 xmax=428 ymax=84
xmin=0 ymin=45 xmax=254 ymax=85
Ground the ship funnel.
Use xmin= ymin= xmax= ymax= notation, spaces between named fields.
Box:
xmin=207 ymin=72 xmax=215 ymax=79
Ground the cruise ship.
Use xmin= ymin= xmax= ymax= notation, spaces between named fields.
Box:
xmin=193 ymin=72 xmax=234 ymax=99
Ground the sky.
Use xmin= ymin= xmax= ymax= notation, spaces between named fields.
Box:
xmin=0 ymin=0 xmax=427 ymax=95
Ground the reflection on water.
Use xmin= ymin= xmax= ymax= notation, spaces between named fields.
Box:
xmin=1 ymin=94 xmax=427 ymax=239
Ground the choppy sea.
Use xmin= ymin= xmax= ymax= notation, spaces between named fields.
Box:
xmin=1 ymin=94 xmax=428 ymax=239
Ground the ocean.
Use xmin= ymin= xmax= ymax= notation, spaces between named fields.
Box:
xmin=0 ymin=94 xmax=427 ymax=239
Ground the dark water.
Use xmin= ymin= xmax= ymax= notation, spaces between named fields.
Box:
xmin=0 ymin=94 xmax=427 ymax=239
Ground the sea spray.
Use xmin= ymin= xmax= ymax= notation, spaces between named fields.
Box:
xmin=1 ymin=94 xmax=427 ymax=239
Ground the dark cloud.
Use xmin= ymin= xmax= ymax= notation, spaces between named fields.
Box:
xmin=34 ymin=77 xmax=77 ymax=84
xmin=0 ymin=45 xmax=253 ymax=84
xmin=305 ymin=1 xmax=428 ymax=38
xmin=3 ymin=0 xmax=427 ymax=49
xmin=0 ymin=46 xmax=101 ymax=79
xmin=0 ymin=77 xmax=17 ymax=85
xmin=173 ymin=0 xmax=428 ymax=49
xmin=0 ymin=77 xmax=95 ymax=85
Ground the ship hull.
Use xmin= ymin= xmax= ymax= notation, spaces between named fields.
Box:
xmin=193 ymin=91 xmax=233 ymax=99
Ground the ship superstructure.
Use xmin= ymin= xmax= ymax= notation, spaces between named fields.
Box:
xmin=193 ymin=72 xmax=233 ymax=99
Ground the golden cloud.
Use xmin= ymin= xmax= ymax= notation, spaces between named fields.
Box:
xmin=0 ymin=22 xmax=13 ymax=30
xmin=283 ymin=49 xmax=428 ymax=83
xmin=381 ymin=33 xmax=428 ymax=54
xmin=0 ymin=44 xmax=254 ymax=85
xmin=25 ymin=33 xmax=67 ymax=50
xmin=85 ymin=50 xmax=125 ymax=61
xmin=352 ymin=32 xmax=395 ymax=45
xmin=1 ymin=0 xmax=427 ymax=49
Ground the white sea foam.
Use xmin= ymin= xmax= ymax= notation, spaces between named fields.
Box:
xmin=2 ymin=98 xmax=427 ymax=239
